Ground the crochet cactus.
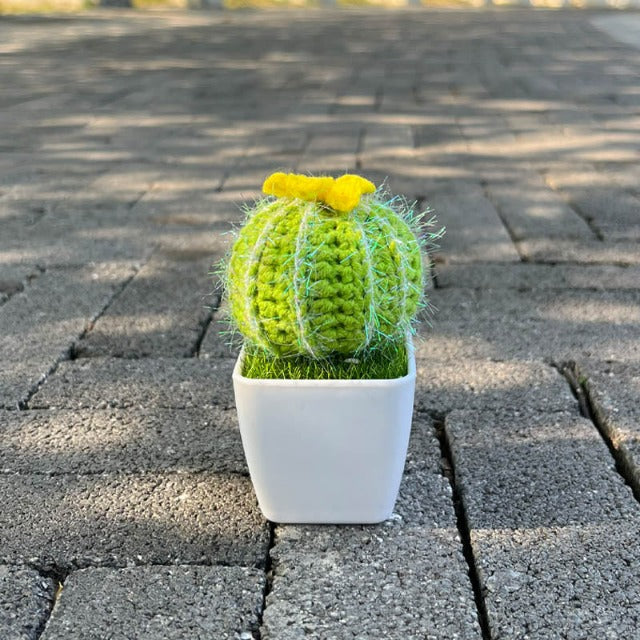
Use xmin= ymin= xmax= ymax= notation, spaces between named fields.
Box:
xmin=226 ymin=173 xmax=436 ymax=359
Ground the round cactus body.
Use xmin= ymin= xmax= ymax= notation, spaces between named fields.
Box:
xmin=226 ymin=174 xmax=427 ymax=358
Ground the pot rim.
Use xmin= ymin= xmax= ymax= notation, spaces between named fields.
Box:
xmin=232 ymin=333 xmax=416 ymax=389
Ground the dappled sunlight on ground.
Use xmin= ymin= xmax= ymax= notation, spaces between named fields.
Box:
xmin=1 ymin=9 xmax=640 ymax=637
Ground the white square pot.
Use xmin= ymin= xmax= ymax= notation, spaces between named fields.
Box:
xmin=232 ymin=339 xmax=416 ymax=524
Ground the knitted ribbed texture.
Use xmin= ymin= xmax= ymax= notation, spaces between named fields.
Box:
xmin=227 ymin=181 xmax=428 ymax=358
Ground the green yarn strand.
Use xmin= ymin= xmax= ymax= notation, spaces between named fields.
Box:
xmin=292 ymin=202 xmax=316 ymax=358
xmin=353 ymin=217 xmax=376 ymax=350
xmin=229 ymin=202 xmax=281 ymax=349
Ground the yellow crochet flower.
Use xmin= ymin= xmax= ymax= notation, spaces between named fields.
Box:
xmin=263 ymin=172 xmax=375 ymax=213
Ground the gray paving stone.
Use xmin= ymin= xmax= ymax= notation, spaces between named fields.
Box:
xmin=0 ymin=167 xmax=97 ymax=213
xmin=597 ymin=161 xmax=640 ymax=196
xmin=138 ymin=164 xmax=228 ymax=198
xmin=55 ymin=165 xmax=158 ymax=218
xmin=297 ymin=127 xmax=360 ymax=174
xmin=0 ymin=472 xmax=267 ymax=571
xmin=459 ymin=118 xmax=518 ymax=158
xmin=262 ymin=538 xmax=481 ymax=640
xmin=0 ymin=166 xmax=120 ymax=233
xmin=0 ymin=274 xmax=31 ymax=307
xmin=568 ymin=189 xmax=640 ymax=242
xmin=76 ymin=248 xmax=219 ymax=359
xmin=436 ymin=262 xmax=640 ymax=290
xmin=0 ymin=265 xmax=41 ymax=302
xmin=29 ymin=357 xmax=235 ymax=410
xmin=262 ymin=420 xmax=482 ymax=640
xmin=579 ymin=361 xmax=640 ymax=489
xmin=412 ymin=121 xmax=466 ymax=152
xmin=132 ymin=191 xmax=240 ymax=233
xmin=40 ymin=566 xmax=264 ymax=640
xmin=427 ymin=182 xmax=520 ymax=264
xmin=447 ymin=409 xmax=639 ymax=527
xmin=134 ymin=135 xmax=235 ymax=174
xmin=0 ymin=407 xmax=244 ymax=475
xmin=254 ymin=128 xmax=309 ymax=156
xmin=0 ymin=263 xmax=137 ymax=409
xmin=361 ymin=123 xmax=413 ymax=155
xmin=592 ymin=14 xmax=640 ymax=51
xmin=0 ymin=227 xmax=150 ymax=270
xmin=545 ymin=166 xmax=640 ymax=241
xmin=221 ymin=151 xmax=303 ymax=193
xmin=332 ymin=92 xmax=378 ymax=116
xmin=516 ymin=74 xmax=562 ymax=100
xmin=415 ymin=359 xmax=575 ymax=415
xmin=516 ymin=238 xmax=640 ymax=265
xmin=360 ymin=155 xmax=477 ymax=203
xmin=521 ymin=125 xmax=639 ymax=165
xmin=404 ymin=413 xmax=445 ymax=477
xmin=542 ymin=106 xmax=597 ymax=129
xmin=222 ymin=133 xmax=308 ymax=194
xmin=0 ymin=566 xmax=54 ymax=640
xmin=198 ymin=300 xmax=241 ymax=360
xmin=544 ymin=164 xmax=640 ymax=240
xmin=446 ymin=409 xmax=640 ymax=639
xmin=0 ymin=166 xmax=157 ymax=268
xmin=417 ymin=287 xmax=640 ymax=365
xmin=484 ymin=175 xmax=595 ymax=242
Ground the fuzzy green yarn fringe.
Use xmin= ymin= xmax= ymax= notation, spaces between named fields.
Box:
xmin=225 ymin=187 xmax=442 ymax=359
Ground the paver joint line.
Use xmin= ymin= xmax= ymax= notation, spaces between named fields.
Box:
xmin=431 ymin=411 xmax=492 ymax=640
xmin=15 ymin=264 xmax=144 ymax=411
xmin=31 ymin=566 xmax=66 ymax=640
xmin=562 ymin=361 xmax=640 ymax=505
xmin=255 ymin=522 xmax=276 ymax=640
xmin=543 ymin=171 xmax=606 ymax=242
xmin=479 ymin=181 xmax=523 ymax=260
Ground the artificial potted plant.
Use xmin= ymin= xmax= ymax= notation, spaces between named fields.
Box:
xmin=222 ymin=172 xmax=442 ymax=524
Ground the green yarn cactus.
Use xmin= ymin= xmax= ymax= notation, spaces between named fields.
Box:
xmin=225 ymin=173 xmax=441 ymax=360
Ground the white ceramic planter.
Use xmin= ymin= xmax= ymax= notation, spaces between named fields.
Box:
xmin=232 ymin=339 xmax=416 ymax=524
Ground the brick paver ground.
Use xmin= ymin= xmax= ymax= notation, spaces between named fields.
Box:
xmin=1 ymin=8 xmax=640 ymax=639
